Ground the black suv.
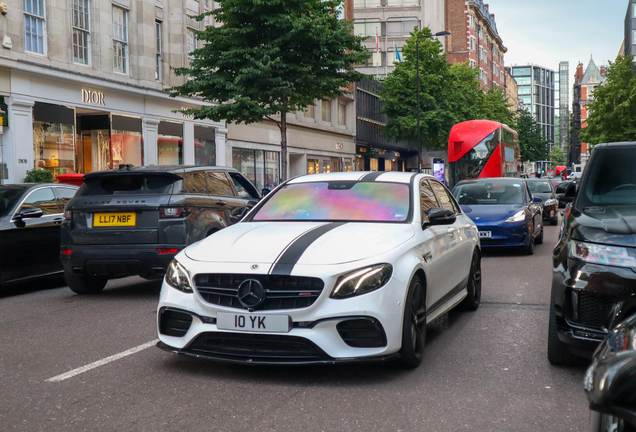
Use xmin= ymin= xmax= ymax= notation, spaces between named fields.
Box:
xmin=61 ymin=166 xmax=261 ymax=294
xmin=548 ymin=142 xmax=636 ymax=365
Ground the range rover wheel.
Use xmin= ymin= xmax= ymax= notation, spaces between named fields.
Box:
xmin=460 ymin=250 xmax=481 ymax=311
xmin=399 ymin=275 xmax=426 ymax=368
xmin=547 ymin=299 xmax=585 ymax=366
xmin=65 ymin=269 xmax=108 ymax=295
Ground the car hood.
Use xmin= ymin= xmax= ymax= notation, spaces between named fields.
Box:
xmin=572 ymin=205 xmax=636 ymax=247
xmin=532 ymin=192 xmax=553 ymax=202
xmin=460 ymin=204 xmax=526 ymax=223
xmin=184 ymin=221 xmax=415 ymax=265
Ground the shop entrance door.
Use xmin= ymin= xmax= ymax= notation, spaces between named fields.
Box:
xmin=76 ymin=114 xmax=111 ymax=173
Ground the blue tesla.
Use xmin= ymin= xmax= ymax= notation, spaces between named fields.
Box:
xmin=452 ymin=178 xmax=544 ymax=254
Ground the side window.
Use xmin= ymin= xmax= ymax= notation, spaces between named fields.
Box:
xmin=19 ymin=188 xmax=58 ymax=215
xmin=420 ymin=179 xmax=439 ymax=223
xmin=430 ymin=180 xmax=455 ymax=213
xmin=229 ymin=172 xmax=260 ymax=200
xmin=207 ymin=172 xmax=235 ymax=197
xmin=181 ymin=172 xmax=207 ymax=194
xmin=54 ymin=187 xmax=78 ymax=209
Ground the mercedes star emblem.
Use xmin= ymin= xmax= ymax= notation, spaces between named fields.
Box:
xmin=237 ymin=279 xmax=266 ymax=309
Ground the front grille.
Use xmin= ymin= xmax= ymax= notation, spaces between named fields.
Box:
xmin=574 ymin=291 xmax=617 ymax=329
xmin=337 ymin=318 xmax=387 ymax=348
xmin=184 ymin=332 xmax=330 ymax=362
xmin=194 ymin=274 xmax=325 ymax=311
xmin=159 ymin=308 xmax=193 ymax=337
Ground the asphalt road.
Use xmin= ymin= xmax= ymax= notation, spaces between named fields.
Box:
xmin=0 ymin=216 xmax=590 ymax=432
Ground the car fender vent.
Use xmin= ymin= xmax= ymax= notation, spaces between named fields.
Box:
xmin=159 ymin=308 xmax=193 ymax=337
xmin=336 ymin=318 xmax=387 ymax=348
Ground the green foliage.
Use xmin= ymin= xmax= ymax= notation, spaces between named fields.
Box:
xmin=168 ymin=0 xmax=369 ymax=180
xmin=581 ymin=55 xmax=636 ymax=145
xmin=514 ymin=109 xmax=549 ymax=162
xmin=548 ymin=146 xmax=566 ymax=169
xmin=379 ymin=28 xmax=512 ymax=150
xmin=24 ymin=168 xmax=54 ymax=183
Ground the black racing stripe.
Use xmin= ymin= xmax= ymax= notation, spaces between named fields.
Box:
xmin=359 ymin=171 xmax=385 ymax=182
xmin=270 ymin=222 xmax=346 ymax=276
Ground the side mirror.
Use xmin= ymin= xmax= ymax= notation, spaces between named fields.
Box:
xmin=231 ymin=206 xmax=249 ymax=220
xmin=261 ymin=188 xmax=271 ymax=197
xmin=564 ymin=182 xmax=577 ymax=202
xmin=426 ymin=208 xmax=456 ymax=227
xmin=16 ymin=207 xmax=44 ymax=219
xmin=532 ymin=197 xmax=543 ymax=203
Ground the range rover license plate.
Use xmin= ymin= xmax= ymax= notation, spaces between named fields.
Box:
xmin=216 ymin=312 xmax=290 ymax=333
xmin=479 ymin=231 xmax=492 ymax=239
xmin=94 ymin=213 xmax=136 ymax=227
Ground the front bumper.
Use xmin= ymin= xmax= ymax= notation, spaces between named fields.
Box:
xmin=552 ymin=258 xmax=636 ymax=356
xmin=156 ymin=264 xmax=410 ymax=362
xmin=476 ymin=221 xmax=530 ymax=248
xmin=61 ymin=244 xmax=182 ymax=278
xmin=542 ymin=204 xmax=558 ymax=221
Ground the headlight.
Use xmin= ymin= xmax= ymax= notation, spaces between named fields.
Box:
xmin=505 ymin=210 xmax=526 ymax=223
xmin=165 ymin=259 xmax=193 ymax=293
xmin=330 ymin=264 xmax=393 ymax=299
xmin=544 ymin=199 xmax=557 ymax=206
xmin=568 ymin=241 xmax=636 ymax=269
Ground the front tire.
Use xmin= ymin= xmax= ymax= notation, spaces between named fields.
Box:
xmin=522 ymin=226 xmax=535 ymax=255
xmin=399 ymin=275 xmax=426 ymax=368
xmin=65 ymin=269 xmax=108 ymax=295
xmin=536 ymin=223 xmax=544 ymax=245
xmin=460 ymin=250 xmax=481 ymax=311
xmin=547 ymin=300 xmax=585 ymax=366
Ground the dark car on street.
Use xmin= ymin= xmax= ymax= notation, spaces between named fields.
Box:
xmin=0 ymin=183 xmax=79 ymax=289
xmin=452 ymin=177 xmax=543 ymax=254
xmin=548 ymin=142 xmax=636 ymax=366
xmin=585 ymin=314 xmax=636 ymax=432
xmin=554 ymin=180 xmax=572 ymax=208
xmin=61 ymin=165 xmax=261 ymax=294
xmin=526 ymin=178 xmax=559 ymax=225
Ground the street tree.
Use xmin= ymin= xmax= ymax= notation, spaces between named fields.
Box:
xmin=168 ymin=0 xmax=368 ymax=181
xmin=548 ymin=146 xmax=566 ymax=169
xmin=581 ymin=55 xmax=636 ymax=145
xmin=514 ymin=109 xmax=550 ymax=162
xmin=380 ymin=28 xmax=512 ymax=150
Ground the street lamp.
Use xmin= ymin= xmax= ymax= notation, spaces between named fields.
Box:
xmin=416 ymin=30 xmax=451 ymax=172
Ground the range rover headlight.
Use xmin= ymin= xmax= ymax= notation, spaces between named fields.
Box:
xmin=568 ymin=241 xmax=636 ymax=269
xmin=166 ymin=259 xmax=193 ymax=293
xmin=505 ymin=210 xmax=526 ymax=223
xmin=330 ymin=264 xmax=393 ymax=299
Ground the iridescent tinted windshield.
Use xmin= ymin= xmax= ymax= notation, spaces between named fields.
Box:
xmin=252 ymin=182 xmax=410 ymax=222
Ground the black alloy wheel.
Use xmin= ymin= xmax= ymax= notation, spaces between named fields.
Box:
xmin=461 ymin=250 xmax=482 ymax=311
xmin=399 ymin=275 xmax=426 ymax=368
xmin=523 ymin=225 xmax=535 ymax=255
xmin=536 ymin=223 xmax=544 ymax=245
xmin=64 ymin=268 xmax=108 ymax=295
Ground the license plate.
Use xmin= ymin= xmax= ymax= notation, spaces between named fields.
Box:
xmin=217 ymin=312 xmax=290 ymax=333
xmin=94 ymin=212 xmax=136 ymax=227
xmin=479 ymin=231 xmax=492 ymax=239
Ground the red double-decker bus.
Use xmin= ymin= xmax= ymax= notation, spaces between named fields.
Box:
xmin=448 ymin=120 xmax=520 ymax=188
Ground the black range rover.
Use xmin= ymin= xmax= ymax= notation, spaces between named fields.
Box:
xmin=548 ymin=142 xmax=636 ymax=365
xmin=61 ymin=165 xmax=261 ymax=294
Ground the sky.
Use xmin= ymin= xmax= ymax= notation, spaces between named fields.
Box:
xmin=483 ymin=0 xmax=627 ymax=75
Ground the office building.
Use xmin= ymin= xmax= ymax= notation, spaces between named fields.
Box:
xmin=625 ymin=0 xmax=636 ymax=57
xmin=573 ymin=57 xmax=607 ymax=166
xmin=558 ymin=61 xmax=570 ymax=151
xmin=446 ymin=0 xmax=506 ymax=91
xmin=509 ymin=64 xmax=556 ymax=146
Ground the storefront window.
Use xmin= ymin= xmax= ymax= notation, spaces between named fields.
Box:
xmin=370 ymin=158 xmax=379 ymax=171
xmin=33 ymin=102 xmax=76 ymax=176
xmin=111 ymin=115 xmax=142 ymax=168
xmin=194 ymin=125 xmax=215 ymax=166
xmin=355 ymin=155 xmax=364 ymax=171
xmin=158 ymin=120 xmax=183 ymax=165
xmin=385 ymin=159 xmax=393 ymax=172
xmin=307 ymin=158 xmax=319 ymax=174
xmin=232 ymin=148 xmax=280 ymax=191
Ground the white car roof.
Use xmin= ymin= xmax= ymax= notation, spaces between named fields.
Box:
xmin=288 ymin=172 xmax=434 ymax=184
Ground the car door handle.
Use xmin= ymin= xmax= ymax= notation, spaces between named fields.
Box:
xmin=215 ymin=201 xmax=227 ymax=207
xmin=53 ymin=218 xmax=63 ymax=225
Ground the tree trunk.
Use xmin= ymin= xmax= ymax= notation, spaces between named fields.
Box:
xmin=280 ymin=97 xmax=288 ymax=182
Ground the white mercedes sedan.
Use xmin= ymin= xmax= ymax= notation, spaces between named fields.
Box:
xmin=156 ymin=171 xmax=481 ymax=367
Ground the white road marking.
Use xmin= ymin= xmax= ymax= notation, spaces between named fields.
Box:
xmin=46 ymin=339 xmax=159 ymax=382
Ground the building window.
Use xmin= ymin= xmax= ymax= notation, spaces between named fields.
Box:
xmin=468 ymin=15 xmax=475 ymax=29
xmin=155 ymin=21 xmax=162 ymax=81
xmin=194 ymin=125 xmax=216 ymax=166
xmin=518 ymin=85 xmax=531 ymax=95
xmin=338 ymin=102 xmax=346 ymax=126
xmin=513 ymin=67 xmax=531 ymax=76
xmin=354 ymin=48 xmax=376 ymax=68
xmin=112 ymin=6 xmax=128 ymax=74
xmin=33 ymin=103 xmax=75 ymax=176
xmin=500 ymin=71 xmax=504 ymax=82
xmin=322 ymin=101 xmax=332 ymax=123
xmin=386 ymin=17 xmax=419 ymax=37
xmin=633 ymin=3 xmax=636 ymax=18
xmin=353 ymin=18 xmax=380 ymax=37
xmin=304 ymin=104 xmax=315 ymax=119
xmin=354 ymin=0 xmax=381 ymax=7
xmin=232 ymin=148 xmax=280 ymax=191
xmin=386 ymin=0 xmax=419 ymax=6
xmin=514 ymin=76 xmax=531 ymax=85
xmin=469 ymin=59 xmax=476 ymax=68
xmin=24 ymin=0 xmax=46 ymax=55
xmin=387 ymin=47 xmax=401 ymax=65
xmin=187 ymin=28 xmax=197 ymax=58
xmin=158 ymin=121 xmax=183 ymax=165
xmin=72 ymin=0 xmax=90 ymax=64
xmin=469 ymin=36 xmax=475 ymax=51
